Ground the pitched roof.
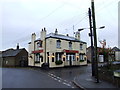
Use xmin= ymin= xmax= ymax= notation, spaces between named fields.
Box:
xmin=28 ymin=33 xmax=87 ymax=44
xmin=2 ymin=48 xmax=26 ymax=57
xmin=112 ymin=47 xmax=120 ymax=51
xmin=46 ymin=33 xmax=87 ymax=43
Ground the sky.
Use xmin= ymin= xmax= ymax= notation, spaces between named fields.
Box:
xmin=1 ymin=0 xmax=119 ymax=51
xmin=119 ymin=1 xmax=120 ymax=49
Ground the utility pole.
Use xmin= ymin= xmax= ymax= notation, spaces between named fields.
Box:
xmin=91 ymin=0 xmax=99 ymax=83
xmin=88 ymin=8 xmax=95 ymax=76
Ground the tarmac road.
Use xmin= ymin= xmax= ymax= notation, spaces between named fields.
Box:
xmin=2 ymin=67 xmax=77 ymax=88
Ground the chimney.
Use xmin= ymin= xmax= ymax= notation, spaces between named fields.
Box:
xmin=31 ymin=33 xmax=36 ymax=51
xmin=55 ymin=28 xmax=58 ymax=34
xmin=17 ymin=43 xmax=19 ymax=49
xmin=75 ymin=31 xmax=80 ymax=40
xmin=40 ymin=27 xmax=46 ymax=40
xmin=31 ymin=33 xmax=36 ymax=43
xmin=66 ymin=34 xmax=69 ymax=36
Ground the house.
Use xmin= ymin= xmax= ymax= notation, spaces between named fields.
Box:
xmin=112 ymin=47 xmax=120 ymax=61
xmin=2 ymin=45 xmax=28 ymax=67
xmin=0 ymin=51 xmax=2 ymax=67
xmin=28 ymin=28 xmax=87 ymax=68
xmin=87 ymin=46 xmax=115 ymax=63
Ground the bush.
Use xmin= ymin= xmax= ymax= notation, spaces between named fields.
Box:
xmin=80 ymin=60 xmax=84 ymax=62
xmin=55 ymin=60 xmax=63 ymax=65
xmin=35 ymin=61 xmax=40 ymax=63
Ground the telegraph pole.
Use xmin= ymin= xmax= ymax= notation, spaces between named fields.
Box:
xmin=91 ymin=0 xmax=99 ymax=83
xmin=88 ymin=8 xmax=95 ymax=76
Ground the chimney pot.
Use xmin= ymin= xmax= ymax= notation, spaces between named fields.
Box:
xmin=44 ymin=27 xmax=46 ymax=32
xmin=55 ymin=28 xmax=58 ymax=34
xmin=66 ymin=34 xmax=69 ymax=36
xmin=17 ymin=43 xmax=19 ymax=49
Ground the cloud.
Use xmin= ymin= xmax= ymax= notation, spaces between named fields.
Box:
xmin=1 ymin=0 xmax=119 ymax=50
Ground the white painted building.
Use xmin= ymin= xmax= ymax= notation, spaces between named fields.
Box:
xmin=115 ymin=51 xmax=120 ymax=61
xmin=28 ymin=28 xmax=87 ymax=68
xmin=112 ymin=47 xmax=120 ymax=61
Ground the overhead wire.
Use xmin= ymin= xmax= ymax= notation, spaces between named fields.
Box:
xmin=9 ymin=2 xmax=66 ymax=45
xmin=4 ymin=0 xmax=118 ymax=49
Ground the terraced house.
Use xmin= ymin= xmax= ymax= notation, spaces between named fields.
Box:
xmin=28 ymin=28 xmax=87 ymax=68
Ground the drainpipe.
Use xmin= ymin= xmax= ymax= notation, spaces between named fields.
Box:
xmin=45 ymin=38 xmax=46 ymax=64
xmin=34 ymin=41 xmax=35 ymax=66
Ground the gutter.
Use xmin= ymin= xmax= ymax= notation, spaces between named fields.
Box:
xmin=72 ymin=77 xmax=86 ymax=90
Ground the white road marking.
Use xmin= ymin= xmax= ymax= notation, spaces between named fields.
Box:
xmin=51 ymin=77 xmax=54 ymax=78
xmin=48 ymin=73 xmax=74 ymax=88
xmin=50 ymin=74 xmax=53 ymax=76
xmin=63 ymin=82 xmax=66 ymax=85
xmin=64 ymin=80 xmax=67 ymax=82
xmin=66 ymin=83 xmax=71 ymax=87
xmin=54 ymin=78 xmax=57 ymax=81
xmin=62 ymin=82 xmax=71 ymax=87
xmin=58 ymin=80 xmax=61 ymax=82
xmin=56 ymin=77 xmax=62 ymax=80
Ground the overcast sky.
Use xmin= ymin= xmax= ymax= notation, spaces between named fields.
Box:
xmin=1 ymin=0 xmax=119 ymax=51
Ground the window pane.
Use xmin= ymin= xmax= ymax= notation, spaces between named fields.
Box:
xmin=80 ymin=44 xmax=83 ymax=50
xmin=56 ymin=40 xmax=61 ymax=48
xmin=69 ymin=42 xmax=72 ymax=49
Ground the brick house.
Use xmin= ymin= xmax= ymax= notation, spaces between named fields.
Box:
xmin=2 ymin=45 xmax=28 ymax=67
xmin=87 ymin=46 xmax=115 ymax=63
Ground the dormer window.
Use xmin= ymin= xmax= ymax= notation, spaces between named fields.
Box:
xmin=37 ymin=41 xmax=42 ymax=48
xmin=56 ymin=40 xmax=61 ymax=48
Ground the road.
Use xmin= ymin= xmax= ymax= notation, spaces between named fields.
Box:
xmin=42 ymin=65 xmax=90 ymax=81
xmin=2 ymin=65 xmax=91 ymax=88
xmin=2 ymin=67 xmax=79 ymax=88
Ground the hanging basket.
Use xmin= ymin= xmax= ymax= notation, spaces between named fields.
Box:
xmin=55 ymin=60 xmax=63 ymax=65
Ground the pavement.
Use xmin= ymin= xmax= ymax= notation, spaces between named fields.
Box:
xmin=73 ymin=64 xmax=119 ymax=89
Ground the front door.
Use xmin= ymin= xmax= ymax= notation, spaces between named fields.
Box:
xmin=69 ymin=55 xmax=72 ymax=66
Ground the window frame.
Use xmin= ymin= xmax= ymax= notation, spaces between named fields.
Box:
xmin=69 ymin=41 xmax=72 ymax=50
xmin=37 ymin=41 xmax=42 ymax=48
xmin=55 ymin=52 xmax=62 ymax=61
xmin=80 ymin=44 xmax=83 ymax=50
xmin=35 ymin=53 xmax=40 ymax=63
xmin=56 ymin=40 xmax=61 ymax=49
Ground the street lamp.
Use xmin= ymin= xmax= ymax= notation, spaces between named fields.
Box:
xmin=99 ymin=26 xmax=105 ymax=29
xmin=78 ymin=25 xmax=105 ymax=76
xmin=78 ymin=26 xmax=105 ymax=31
xmin=78 ymin=0 xmax=105 ymax=83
